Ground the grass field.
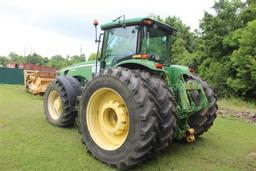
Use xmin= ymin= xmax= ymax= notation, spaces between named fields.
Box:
xmin=0 ymin=85 xmax=256 ymax=171
xmin=218 ymin=97 xmax=256 ymax=114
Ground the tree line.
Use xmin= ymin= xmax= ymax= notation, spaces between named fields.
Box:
xmin=158 ymin=0 xmax=256 ymax=99
xmin=0 ymin=52 xmax=97 ymax=69
xmin=0 ymin=0 xmax=255 ymax=99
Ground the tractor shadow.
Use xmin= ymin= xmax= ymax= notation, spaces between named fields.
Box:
xmin=133 ymin=136 xmax=210 ymax=171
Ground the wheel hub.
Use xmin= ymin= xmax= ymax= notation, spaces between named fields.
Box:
xmin=53 ymin=96 xmax=62 ymax=114
xmin=86 ymin=88 xmax=130 ymax=150
xmin=99 ymin=100 xmax=128 ymax=135
xmin=47 ymin=91 xmax=62 ymax=120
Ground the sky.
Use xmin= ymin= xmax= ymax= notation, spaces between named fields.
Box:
xmin=0 ymin=0 xmax=215 ymax=58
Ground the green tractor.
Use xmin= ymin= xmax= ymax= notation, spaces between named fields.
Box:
xmin=43 ymin=17 xmax=217 ymax=169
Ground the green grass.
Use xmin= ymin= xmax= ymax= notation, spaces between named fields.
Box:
xmin=0 ymin=85 xmax=256 ymax=171
xmin=218 ymin=97 xmax=256 ymax=114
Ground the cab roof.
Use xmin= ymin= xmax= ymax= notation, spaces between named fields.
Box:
xmin=100 ymin=17 xmax=177 ymax=34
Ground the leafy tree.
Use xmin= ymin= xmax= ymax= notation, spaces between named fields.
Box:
xmin=48 ymin=55 xmax=69 ymax=68
xmin=69 ymin=55 xmax=86 ymax=65
xmin=227 ymin=20 xmax=256 ymax=98
xmin=26 ymin=53 xmax=45 ymax=65
xmin=170 ymin=37 xmax=194 ymax=65
xmin=88 ymin=53 xmax=97 ymax=61
xmin=0 ymin=56 xmax=10 ymax=67
xmin=43 ymin=57 xmax=50 ymax=65
xmin=154 ymin=16 xmax=197 ymax=65
xmin=164 ymin=16 xmax=197 ymax=54
xmin=8 ymin=52 xmax=25 ymax=63
xmin=195 ymin=0 xmax=250 ymax=95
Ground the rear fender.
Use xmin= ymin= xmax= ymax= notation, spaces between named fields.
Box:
xmin=114 ymin=59 xmax=165 ymax=75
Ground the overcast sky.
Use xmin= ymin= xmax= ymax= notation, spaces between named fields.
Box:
xmin=0 ymin=0 xmax=215 ymax=58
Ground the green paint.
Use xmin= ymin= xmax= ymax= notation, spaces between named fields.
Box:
xmin=101 ymin=17 xmax=145 ymax=30
xmin=101 ymin=17 xmax=176 ymax=33
xmin=114 ymin=59 xmax=164 ymax=72
xmin=165 ymin=65 xmax=191 ymax=84
xmin=163 ymin=65 xmax=209 ymax=139
xmin=58 ymin=17 xmax=211 ymax=140
xmin=58 ymin=61 xmax=95 ymax=81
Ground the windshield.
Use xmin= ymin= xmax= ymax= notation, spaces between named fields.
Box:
xmin=103 ymin=26 xmax=138 ymax=66
xmin=140 ymin=26 xmax=171 ymax=64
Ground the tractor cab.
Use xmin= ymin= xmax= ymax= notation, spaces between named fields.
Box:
xmin=97 ymin=18 xmax=176 ymax=68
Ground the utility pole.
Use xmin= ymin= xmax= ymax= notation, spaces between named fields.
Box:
xmin=24 ymin=46 xmax=27 ymax=57
xmin=80 ymin=44 xmax=82 ymax=57
xmin=30 ymin=47 xmax=32 ymax=56
xmin=80 ymin=44 xmax=86 ymax=61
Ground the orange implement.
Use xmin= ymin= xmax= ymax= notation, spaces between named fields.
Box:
xmin=24 ymin=70 xmax=56 ymax=95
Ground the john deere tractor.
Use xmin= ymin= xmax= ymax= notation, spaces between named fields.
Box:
xmin=43 ymin=17 xmax=217 ymax=169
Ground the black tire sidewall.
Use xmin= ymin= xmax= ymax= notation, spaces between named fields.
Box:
xmin=44 ymin=81 xmax=66 ymax=125
xmin=188 ymin=76 xmax=217 ymax=135
xmin=80 ymin=75 xmax=141 ymax=164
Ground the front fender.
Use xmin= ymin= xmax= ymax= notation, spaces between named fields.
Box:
xmin=165 ymin=65 xmax=192 ymax=84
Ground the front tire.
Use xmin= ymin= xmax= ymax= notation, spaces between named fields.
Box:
xmin=188 ymin=77 xmax=218 ymax=136
xmin=80 ymin=67 xmax=158 ymax=169
xmin=43 ymin=77 xmax=81 ymax=127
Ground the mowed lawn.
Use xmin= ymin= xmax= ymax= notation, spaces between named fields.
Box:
xmin=0 ymin=85 xmax=256 ymax=171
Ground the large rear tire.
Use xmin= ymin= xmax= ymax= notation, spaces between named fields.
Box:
xmin=79 ymin=67 xmax=158 ymax=169
xmin=188 ymin=77 xmax=218 ymax=136
xmin=43 ymin=77 xmax=82 ymax=127
xmin=133 ymin=70 xmax=176 ymax=152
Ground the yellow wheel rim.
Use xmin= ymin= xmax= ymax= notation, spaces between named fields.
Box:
xmin=48 ymin=90 xmax=62 ymax=120
xmin=86 ymin=88 xmax=129 ymax=150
